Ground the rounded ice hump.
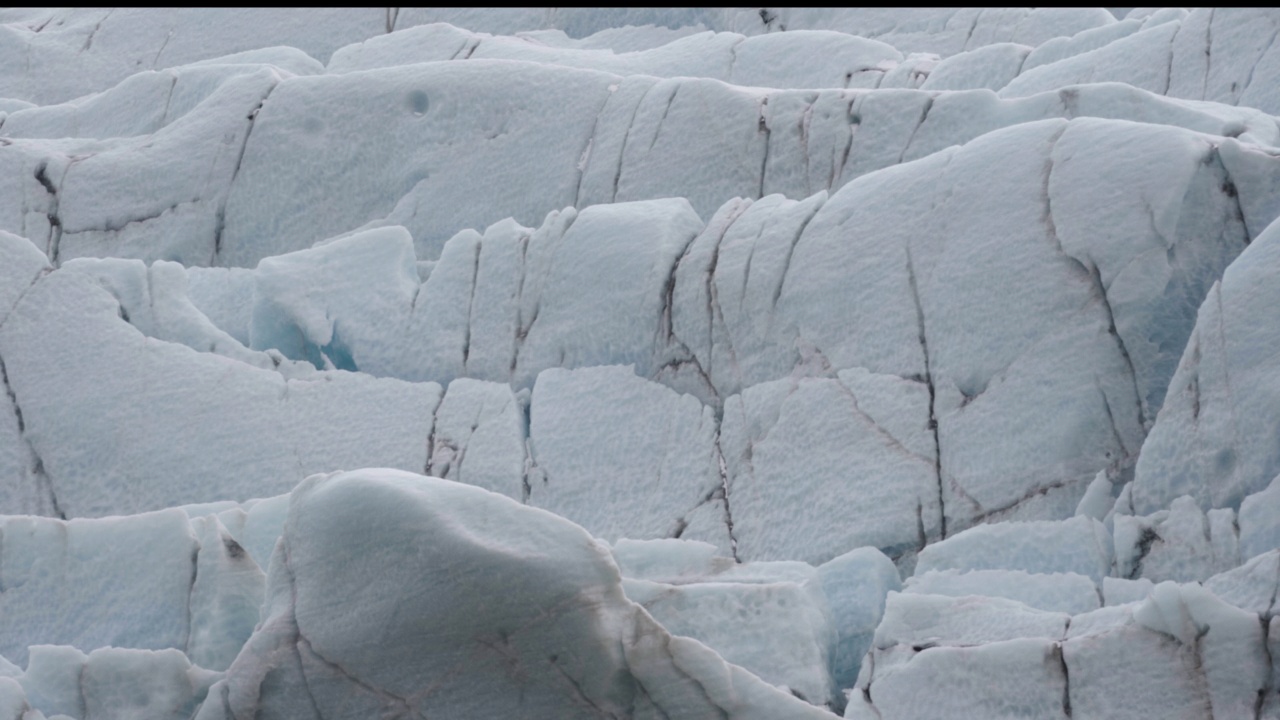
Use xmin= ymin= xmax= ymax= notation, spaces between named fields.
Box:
xmin=203 ymin=469 xmax=832 ymax=719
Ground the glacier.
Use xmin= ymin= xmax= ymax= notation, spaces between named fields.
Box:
xmin=3 ymin=6 xmax=1280 ymax=719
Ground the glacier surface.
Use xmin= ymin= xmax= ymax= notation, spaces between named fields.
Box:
xmin=4 ymin=6 xmax=1280 ymax=719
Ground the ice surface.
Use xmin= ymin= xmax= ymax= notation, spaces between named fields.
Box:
xmin=7 ymin=8 xmax=1280 ymax=718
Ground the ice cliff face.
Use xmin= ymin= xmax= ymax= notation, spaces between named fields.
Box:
xmin=3 ymin=7 xmax=1280 ymax=719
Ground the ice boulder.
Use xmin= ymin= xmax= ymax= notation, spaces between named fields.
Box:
xmin=204 ymin=468 xmax=835 ymax=719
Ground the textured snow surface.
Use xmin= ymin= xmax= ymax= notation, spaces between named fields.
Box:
xmin=5 ymin=6 xmax=1280 ymax=718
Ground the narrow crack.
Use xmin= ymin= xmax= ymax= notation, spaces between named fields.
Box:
xmin=183 ymin=539 xmax=200 ymax=655
xmin=1202 ymin=8 xmax=1216 ymax=101
xmin=647 ymin=83 xmax=679 ymax=153
xmin=905 ymin=244 xmax=945 ymax=540
xmin=79 ymin=9 xmax=112 ymax=52
xmin=33 ymin=161 xmax=62 ymax=264
xmin=611 ymin=82 xmax=656 ymax=203
xmin=769 ymin=195 xmax=823 ymax=317
xmin=509 ymin=232 xmax=532 ymax=377
xmin=212 ymin=80 xmax=279 ymax=265
xmin=423 ymin=384 xmax=444 ymax=477
xmin=460 ymin=239 xmax=482 ymax=372
xmin=0 ymin=349 xmax=64 ymax=518
xmin=897 ymin=95 xmax=934 ymax=165
xmin=1058 ymin=638 xmax=1073 ymax=718
xmin=385 ymin=7 xmax=400 ymax=34
xmin=713 ymin=431 xmax=740 ymax=562
xmin=1241 ymin=26 xmax=1280 ymax=101
xmin=757 ymin=96 xmax=771 ymax=199
xmin=1258 ymin=615 xmax=1273 ymax=720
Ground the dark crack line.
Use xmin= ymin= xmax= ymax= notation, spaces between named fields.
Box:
xmin=1241 ymin=26 xmax=1280 ymax=101
xmin=905 ymin=244 xmax=945 ymax=540
xmin=212 ymin=79 xmax=279 ymax=266
xmin=769 ymin=196 xmax=823 ymax=318
xmin=80 ymin=9 xmax=111 ymax=52
xmin=33 ymin=160 xmax=62 ymax=264
xmin=712 ymin=432 xmax=740 ymax=562
xmin=897 ymin=95 xmax=934 ymax=165
xmin=611 ymin=81 xmax=656 ymax=203
xmin=0 ymin=349 xmax=64 ymax=519
xmin=509 ymin=232 xmax=532 ymax=377
xmin=460 ymin=239 xmax=482 ymax=372
xmin=757 ymin=96 xmax=771 ymax=199
xmin=1202 ymin=8 xmax=1216 ymax=101
xmin=183 ymin=540 xmax=200 ymax=655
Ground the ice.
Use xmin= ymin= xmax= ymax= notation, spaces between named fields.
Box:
xmin=905 ymin=569 xmax=1101 ymax=614
xmin=186 ymin=515 xmax=266 ymax=671
xmin=815 ymin=547 xmax=902 ymax=692
xmin=525 ymin=365 xmax=725 ymax=549
xmin=915 ymin=516 xmax=1113 ymax=583
xmin=426 ymin=378 xmax=527 ymax=500
xmin=1020 ymin=18 xmax=1145 ymax=72
xmin=1132 ymin=216 xmax=1280 ymax=514
xmin=610 ymin=538 xmax=733 ymax=581
xmin=1102 ymin=576 xmax=1156 ymax=605
xmin=513 ymin=199 xmax=703 ymax=387
xmin=5 ymin=646 xmax=220 ymax=720
xmin=249 ymin=225 xmax=419 ymax=376
xmin=624 ymin=577 xmax=836 ymax=707
xmin=875 ymin=592 xmax=1069 ymax=648
xmin=0 ymin=511 xmax=194 ymax=666
xmin=1113 ymin=496 xmax=1240 ymax=582
xmin=8 ymin=8 xmax=1280 ymax=717
xmin=918 ymin=42 xmax=1031 ymax=91
xmin=1204 ymin=550 xmax=1280 ymax=616
xmin=218 ymin=60 xmax=619 ymax=265
xmin=1239 ymin=475 xmax=1280 ymax=561
xmin=203 ymin=468 xmax=832 ymax=719
xmin=1000 ymin=20 xmax=1180 ymax=99
xmin=0 ymin=269 xmax=441 ymax=516
xmin=720 ymin=374 xmax=939 ymax=564
xmin=328 ymin=23 xmax=904 ymax=90
xmin=847 ymin=638 xmax=1069 ymax=720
